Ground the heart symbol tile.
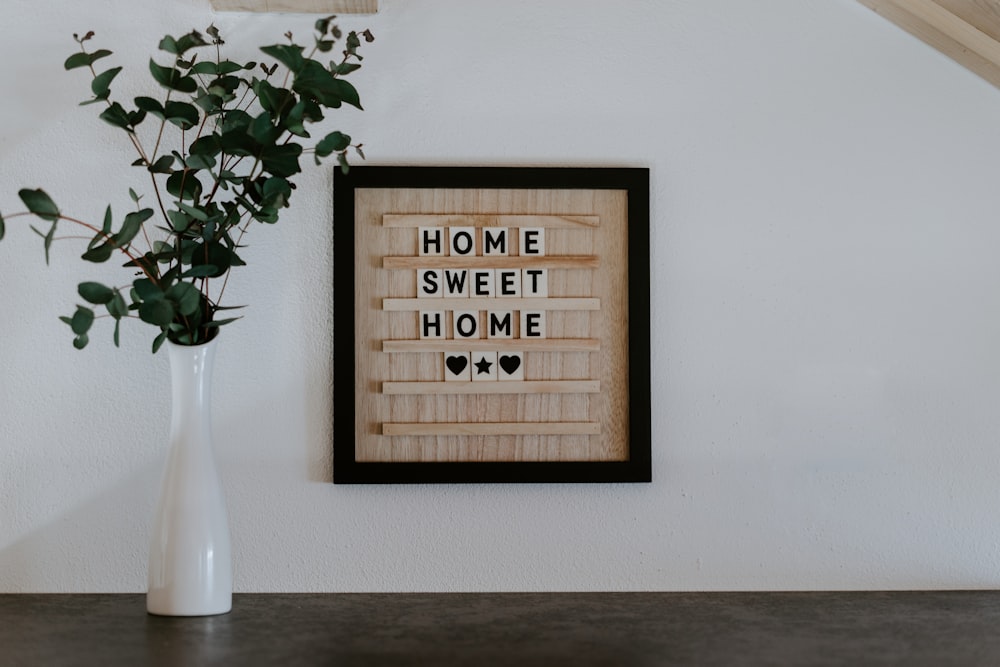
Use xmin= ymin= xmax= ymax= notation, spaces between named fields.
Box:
xmin=446 ymin=355 xmax=468 ymax=375
xmin=498 ymin=355 xmax=521 ymax=375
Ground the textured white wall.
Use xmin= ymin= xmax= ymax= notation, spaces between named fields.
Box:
xmin=3 ymin=0 xmax=1000 ymax=593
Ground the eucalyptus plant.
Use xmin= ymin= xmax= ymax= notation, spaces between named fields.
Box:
xmin=0 ymin=18 xmax=372 ymax=351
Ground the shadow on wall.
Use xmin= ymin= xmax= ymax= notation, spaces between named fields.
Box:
xmin=0 ymin=465 xmax=158 ymax=593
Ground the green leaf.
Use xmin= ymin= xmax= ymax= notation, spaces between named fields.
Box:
xmin=181 ymin=264 xmax=220 ymax=278
xmin=148 ymin=155 xmax=174 ymax=174
xmin=101 ymin=206 xmax=113 ymax=234
xmin=159 ymin=31 xmax=207 ymax=56
xmin=42 ymin=221 xmax=57 ymax=264
xmin=107 ymin=290 xmax=128 ymax=319
xmin=98 ymin=102 xmax=131 ymax=129
xmin=189 ymin=134 xmax=222 ymax=157
xmin=134 ymin=96 xmax=164 ymax=116
xmin=113 ymin=319 xmax=121 ymax=347
xmin=166 ymin=171 xmax=203 ymax=201
xmin=254 ymin=79 xmax=293 ymax=115
xmin=139 ymin=298 xmax=175 ymax=326
xmin=219 ymin=129 xmax=258 ymax=157
xmin=18 ymin=188 xmax=59 ymax=222
xmin=90 ymin=66 xmax=121 ymax=99
xmin=163 ymin=101 xmax=199 ymax=130
xmin=176 ymin=201 xmax=209 ymax=222
xmin=249 ymin=111 xmax=281 ymax=145
xmin=78 ymin=281 xmax=114 ymax=305
xmin=191 ymin=61 xmax=217 ymax=75
xmin=215 ymin=60 xmax=244 ymax=75
xmin=168 ymin=210 xmax=192 ymax=233
xmin=193 ymin=92 xmax=224 ymax=115
xmin=262 ymin=176 xmax=292 ymax=208
xmin=73 ymin=333 xmax=90 ymax=350
xmin=149 ymin=59 xmax=197 ymax=93
xmin=292 ymin=60 xmax=362 ymax=110
xmin=152 ymin=330 xmax=168 ymax=354
xmin=69 ymin=305 xmax=95 ymax=335
xmin=0 ymin=211 xmax=5 ymax=241
xmin=260 ymin=43 xmax=305 ymax=73
xmin=190 ymin=241 xmax=231 ymax=278
xmin=114 ymin=208 xmax=154 ymax=246
xmin=314 ymin=16 xmax=333 ymax=35
xmin=335 ymin=62 xmax=361 ymax=76
xmin=166 ymin=282 xmax=202 ymax=316
xmin=315 ymin=130 xmax=351 ymax=157
xmin=207 ymin=75 xmax=240 ymax=98
xmin=259 ymin=143 xmax=302 ymax=178
xmin=81 ymin=243 xmax=114 ymax=263
xmin=184 ymin=153 xmax=215 ymax=171
xmin=205 ymin=316 xmax=241 ymax=328
xmin=132 ymin=278 xmax=163 ymax=302
xmin=64 ymin=49 xmax=112 ymax=71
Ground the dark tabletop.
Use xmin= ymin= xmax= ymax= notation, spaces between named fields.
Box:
xmin=2 ymin=591 xmax=1000 ymax=666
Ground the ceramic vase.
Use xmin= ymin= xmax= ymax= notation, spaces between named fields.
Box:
xmin=147 ymin=337 xmax=232 ymax=616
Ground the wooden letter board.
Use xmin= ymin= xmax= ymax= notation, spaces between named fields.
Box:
xmin=333 ymin=166 xmax=650 ymax=483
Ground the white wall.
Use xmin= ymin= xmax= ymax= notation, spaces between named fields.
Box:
xmin=3 ymin=0 xmax=1000 ymax=593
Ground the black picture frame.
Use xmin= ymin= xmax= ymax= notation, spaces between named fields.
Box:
xmin=333 ymin=166 xmax=651 ymax=483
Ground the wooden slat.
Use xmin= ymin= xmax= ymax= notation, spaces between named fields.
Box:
xmin=382 ymin=422 xmax=601 ymax=436
xmin=382 ymin=380 xmax=601 ymax=395
xmin=382 ymin=338 xmax=601 ymax=353
xmin=383 ymin=255 xmax=600 ymax=270
xmin=383 ymin=214 xmax=600 ymax=228
xmin=382 ymin=297 xmax=600 ymax=311
xmin=210 ymin=0 xmax=377 ymax=11
xmin=859 ymin=0 xmax=1000 ymax=89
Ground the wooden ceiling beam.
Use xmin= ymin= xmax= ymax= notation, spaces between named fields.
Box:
xmin=858 ymin=0 xmax=1000 ymax=89
xmin=210 ymin=0 xmax=378 ymax=13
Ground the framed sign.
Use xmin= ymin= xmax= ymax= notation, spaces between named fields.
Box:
xmin=332 ymin=166 xmax=650 ymax=483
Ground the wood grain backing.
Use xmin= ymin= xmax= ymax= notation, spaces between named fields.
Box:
xmin=383 ymin=214 xmax=600 ymax=228
xmin=353 ymin=186 xmax=631 ymax=464
xmin=382 ymin=338 xmax=601 ymax=353
xmin=383 ymin=255 xmax=600 ymax=270
xmin=382 ymin=297 xmax=601 ymax=311
xmin=382 ymin=380 xmax=602 ymax=395
xmin=382 ymin=422 xmax=602 ymax=436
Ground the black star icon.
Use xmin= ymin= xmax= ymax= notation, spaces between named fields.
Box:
xmin=474 ymin=357 xmax=493 ymax=375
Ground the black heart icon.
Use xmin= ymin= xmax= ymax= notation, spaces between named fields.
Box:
xmin=498 ymin=355 xmax=521 ymax=375
xmin=446 ymin=355 xmax=468 ymax=376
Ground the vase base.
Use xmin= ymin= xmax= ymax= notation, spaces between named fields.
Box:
xmin=146 ymin=603 xmax=233 ymax=617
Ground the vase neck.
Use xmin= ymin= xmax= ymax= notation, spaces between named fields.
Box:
xmin=167 ymin=339 xmax=218 ymax=426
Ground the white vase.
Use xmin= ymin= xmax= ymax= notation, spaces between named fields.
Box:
xmin=147 ymin=337 xmax=232 ymax=616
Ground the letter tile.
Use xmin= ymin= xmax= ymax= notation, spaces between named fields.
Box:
xmin=487 ymin=311 xmax=514 ymax=339
xmin=496 ymin=269 xmax=521 ymax=298
xmin=449 ymin=226 xmax=476 ymax=256
xmin=420 ymin=311 xmax=445 ymax=339
xmin=452 ymin=310 xmax=480 ymax=339
xmin=497 ymin=352 xmax=524 ymax=381
xmin=444 ymin=352 xmax=471 ymax=381
xmin=471 ymin=351 xmax=498 ymax=382
xmin=522 ymin=268 xmax=548 ymax=297
xmin=418 ymin=269 xmax=442 ymax=298
xmin=419 ymin=227 xmax=444 ymax=256
xmin=519 ymin=227 xmax=545 ymax=256
xmin=520 ymin=310 xmax=546 ymax=338
xmin=482 ymin=227 xmax=508 ymax=256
